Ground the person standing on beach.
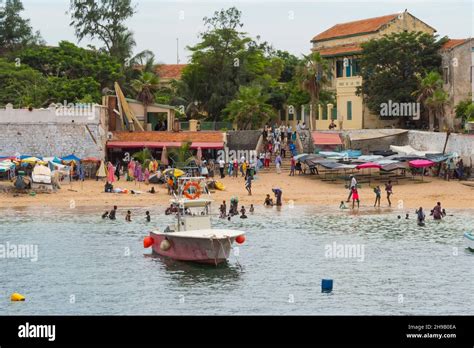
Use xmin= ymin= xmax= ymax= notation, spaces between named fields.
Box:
xmin=351 ymin=187 xmax=360 ymax=209
xmin=346 ymin=175 xmax=357 ymax=202
xmin=219 ymin=158 xmax=225 ymax=178
xmin=275 ymin=154 xmax=282 ymax=174
xmin=245 ymin=175 xmax=252 ymax=195
xmin=289 ymin=156 xmax=296 ymax=176
xmin=272 ymin=188 xmax=283 ymax=206
xmin=373 ymin=185 xmax=381 ymax=207
xmin=385 ymin=181 xmax=393 ymax=207
xmin=233 ymin=159 xmax=238 ymax=178
xmin=115 ymin=161 xmax=121 ymax=181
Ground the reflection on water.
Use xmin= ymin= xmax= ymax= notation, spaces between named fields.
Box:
xmin=0 ymin=205 xmax=473 ymax=315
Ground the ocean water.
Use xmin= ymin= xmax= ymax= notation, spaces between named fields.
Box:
xmin=0 ymin=205 xmax=473 ymax=315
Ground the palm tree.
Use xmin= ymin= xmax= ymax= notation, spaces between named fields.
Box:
xmin=413 ymin=71 xmax=446 ymax=131
xmin=296 ymin=52 xmax=330 ymax=130
xmin=168 ymin=142 xmax=193 ymax=168
xmin=428 ymin=89 xmax=449 ymax=131
xmin=131 ymin=72 xmax=160 ymax=124
xmin=223 ymin=85 xmax=276 ymax=130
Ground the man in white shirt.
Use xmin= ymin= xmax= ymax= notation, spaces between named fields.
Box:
xmin=346 ymin=175 xmax=357 ymax=202
xmin=218 ymin=159 xmax=225 ymax=178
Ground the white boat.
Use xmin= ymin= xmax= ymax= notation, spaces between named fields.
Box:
xmin=464 ymin=232 xmax=474 ymax=251
xmin=31 ymin=165 xmax=53 ymax=191
xmin=143 ymin=177 xmax=246 ymax=265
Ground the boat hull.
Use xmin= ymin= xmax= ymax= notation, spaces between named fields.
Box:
xmin=464 ymin=232 xmax=474 ymax=251
xmin=150 ymin=231 xmax=234 ymax=264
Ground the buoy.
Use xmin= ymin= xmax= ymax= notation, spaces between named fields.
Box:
xmin=160 ymin=239 xmax=171 ymax=251
xmin=321 ymin=279 xmax=333 ymax=293
xmin=11 ymin=293 xmax=25 ymax=301
xmin=143 ymin=236 xmax=154 ymax=248
xmin=235 ymin=235 xmax=245 ymax=244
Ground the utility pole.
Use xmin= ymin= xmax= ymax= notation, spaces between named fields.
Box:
xmin=176 ymin=38 xmax=180 ymax=64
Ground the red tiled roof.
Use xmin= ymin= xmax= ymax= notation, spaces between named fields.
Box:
xmin=312 ymin=13 xmax=399 ymax=42
xmin=312 ymin=132 xmax=342 ymax=145
xmin=155 ymin=64 xmax=187 ymax=80
xmin=110 ymin=131 xmax=224 ymax=144
xmin=441 ymin=39 xmax=469 ymax=50
xmin=317 ymin=43 xmax=362 ymax=57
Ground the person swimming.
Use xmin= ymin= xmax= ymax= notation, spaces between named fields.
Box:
xmin=125 ymin=210 xmax=132 ymax=222
xmin=249 ymin=204 xmax=254 ymax=213
xmin=101 ymin=211 xmax=109 ymax=219
xmin=109 ymin=206 xmax=117 ymax=220
xmin=264 ymin=194 xmax=273 ymax=207
xmin=405 ymin=213 xmax=409 ymax=219
xmin=240 ymin=206 xmax=247 ymax=219
xmin=145 ymin=211 xmax=151 ymax=222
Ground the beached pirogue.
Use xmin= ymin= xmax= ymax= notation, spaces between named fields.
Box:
xmin=143 ymin=177 xmax=246 ymax=265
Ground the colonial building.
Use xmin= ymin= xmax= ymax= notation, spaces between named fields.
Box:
xmin=440 ymin=38 xmax=474 ymax=129
xmin=311 ymin=10 xmax=436 ymax=130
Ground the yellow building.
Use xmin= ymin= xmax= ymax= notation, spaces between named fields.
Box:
xmin=311 ymin=10 xmax=436 ymax=130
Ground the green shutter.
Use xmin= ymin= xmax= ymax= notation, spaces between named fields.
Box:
xmin=347 ymin=101 xmax=352 ymax=120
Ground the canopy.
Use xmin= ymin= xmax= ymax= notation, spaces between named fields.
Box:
xmin=409 ymin=159 xmax=435 ymax=168
xmin=312 ymin=132 xmax=342 ymax=145
xmin=20 ymin=155 xmax=43 ymax=160
xmin=82 ymin=157 xmax=101 ymax=163
xmin=381 ymin=162 xmax=409 ymax=171
xmin=22 ymin=157 xmax=47 ymax=165
xmin=358 ymin=155 xmax=384 ymax=162
xmin=390 ymin=145 xmax=441 ymax=157
xmin=356 ymin=162 xmax=382 ymax=170
xmin=294 ymin=153 xmax=309 ymax=161
xmin=191 ymin=142 xmax=224 ymax=150
xmin=62 ymin=154 xmax=81 ymax=162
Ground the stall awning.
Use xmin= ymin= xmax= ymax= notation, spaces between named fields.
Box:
xmin=107 ymin=141 xmax=224 ymax=149
xmin=191 ymin=142 xmax=224 ymax=149
xmin=107 ymin=141 xmax=182 ymax=149
xmin=312 ymin=132 xmax=342 ymax=145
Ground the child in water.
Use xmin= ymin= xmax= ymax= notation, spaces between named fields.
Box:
xmin=240 ymin=206 xmax=247 ymax=219
xmin=145 ymin=211 xmax=151 ymax=222
xmin=373 ymin=186 xmax=381 ymax=207
xmin=249 ymin=204 xmax=254 ymax=213
xmin=101 ymin=211 xmax=109 ymax=219
xmin=339 ymin=201 xmax=347 ymax=209
xmin=125 ymin=210 xmax=132 ymax=222
xmin=416 ymin=207 xmax=425 ymax=225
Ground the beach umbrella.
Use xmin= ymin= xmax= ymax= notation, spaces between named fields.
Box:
xmin=196 ymin=147 xmax=203 ymax=165
xmin=163 ymin=168 xmax=185 ymax=177
xmin=161 ymin=147 xmax=169 ymax=166
xmin=21 ymin=157 xmax=47 ymax=165
xmin=62 ymin=154 xmax=81 ymax=163
xmin=408 ymin=159 xmax=435 ymax=168
xmin=96 ymin=161 xmax=107 ymax=178
xmin=19 ymin=155 xmax=43 ymax=160
xmin=356 ymin=162 xmax=382 ymax=170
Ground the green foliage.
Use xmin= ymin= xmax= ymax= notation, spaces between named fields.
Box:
xmin=46 ymin=76 xmax=101 ymax=104
xmin=131 ymin=71 xmax=160 ymax=107
xmin=0 ymin=0 xmax=43 ymax=52
xmin=69 ymin=0 xmax=136 ymax=59
xmin=168 ymin=142 xmax=193 ymax=165
xmin=413 ymin=71 xmax=448 ymax=130
xmin=455 ymin=99 xmax=474 ymax=122
xmin=223 ymin=85 xmax=276 ymax=130
xmin=358 ymin=31 xmax=446 ymax=115
xmin=295 ymin=52 xmax=331 ymax=106
xmin=132 ymin=148 xmax=152 ymax=164
xmin=18 ymin=41 xmax=122 ymax=88
xmin=0 ymin=58 xmax=48 ymax=107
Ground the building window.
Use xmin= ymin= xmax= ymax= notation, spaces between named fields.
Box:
xmin=331 ymin=107 xmax=337 ymax=120
xmin=443 ymin=67 xmax=449 ymax=84
xmin=322 ymin=106 xmax=328 ymax=120
xmin=352 ymin=59 xmax=361 ymax=76
xmin=336 ymin=60 xmax=344 ymax=78
xmin=347 ymin=101 xmax=352 ymax=121
xmin=345 ymin=58 xmax=351 ymax=77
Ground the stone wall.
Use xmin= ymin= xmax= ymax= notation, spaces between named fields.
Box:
xmin=226 ymin=130 xmax=261 ymax=151
xmin=0 ymin=105 xmax=107 ymax=159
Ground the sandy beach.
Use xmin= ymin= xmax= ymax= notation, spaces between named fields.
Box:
xmin=0 ymin=172 xmax=472 ymax=210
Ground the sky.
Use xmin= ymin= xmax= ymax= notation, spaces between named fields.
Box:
xmin=21 ymin=0 xmax=473 ymax=64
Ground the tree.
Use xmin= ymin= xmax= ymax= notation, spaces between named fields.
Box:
xmin=69 ymin=0 xmax=136 ymax=60
xmin=455 ymin=99 xmax=474 ymax=127
xmin=295 ymin=52 xmax=330 ymax=129
xmin=18 ymin=41 xmax=122 ymax=89
xmin=0 ymin=0 xmax=43 ymax=52
xmin=358 ymin=31 xmax=446 ymax=125
xmin=182 ymin=7 xmax=282 ymax=122
xmin=168 ymin=142 xmax=193 ymax=167
xmin=223 ymin=85 xmax=276 ymax=130
xmin=413 ymin=71 xmax=447 ymax=131
xmin=0 ymin=58 xmax=48 ymax=107
xmin=131 ymin=71 xmax=160 ymax=122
